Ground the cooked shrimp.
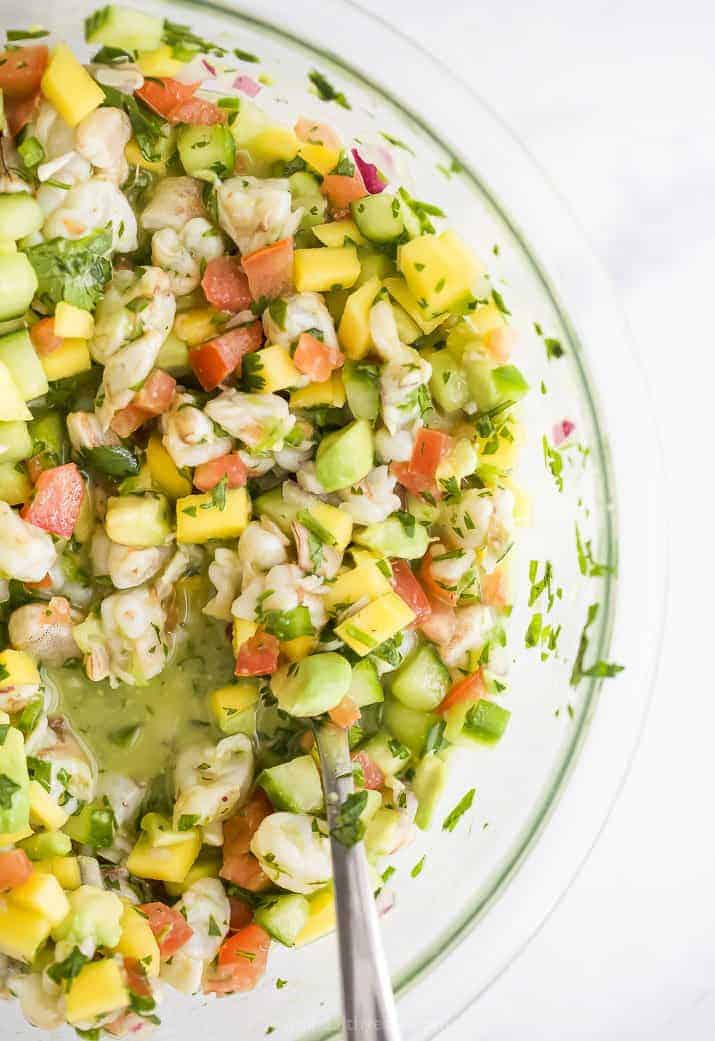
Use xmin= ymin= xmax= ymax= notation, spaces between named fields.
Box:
xmin=0 ymin=502 xmax=58 ymax=583
xmin=217 ymin=175 xmax=300 ymax=255
xmin=75 ymin=107 xmax=132 ymax=184
xmin=32 ymin=716 xmax=96 ymax=811
xmin=262 ymin=291 xmax=338 ymax=349
xmin=151 ymin=217 xmax=223 ymax=297
xmin=292 ymin=520 xmax=342 ymax=579
xmin=9 ymin=597 xmax=80 ymax=667
xmin=237 ymin=519 xmax=290 ymax=575
xmin=161 ymin=392 xmax=233 ymax=469
xmin=140 ymin=176 xmax=206 ymax=232
xmin=67 ymin=412 xmax=121 ymax=453
xmin=204 ymin=548 xmax=242 ymax=622
xmin=43 ymin=177 xmax=138 ymax=253
xmin=205 ymin=389 xmax=295 ymax=452
xmin=173 ymin=734 xmax=254 ymax=827
xmin=338 ymin=466 xmax=401 ymax=525
xmin=437 ymin=603 xmax=495 ymax=668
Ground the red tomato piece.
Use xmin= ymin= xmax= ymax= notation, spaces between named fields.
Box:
xmin=294 ymin=117 xmax=342 ymax=150
xmin=189 ymin=321 xmax=262 ymax=391
xmin=123 ymin=958 xmax=153 ymax=998
xmin=390 ymin=559 xmax=432 ymax=626
xmin=480 ymin=566 xmax=510 ymax=608
xmin=110 ymin=405 xmax=152 ymax=438
xmin=321 ymin=170 xmax=367 ymax=209
xmin=418 ymin=550 xmax=459 ymax=607
xmin=0 ymin=46 xmax=48 ymax=99
xmin=139 ymin=902 xmax=194 ymax=960
xmin=351 ymin=750 xmax=384 ymax=791
xmin=419 ymin=595 xmax=457 ymax=646
xmin=241 ymin=238 xmax=294 ymax=302
xmin=193 ymin=453 xmax=248 ymax=492
xmin=228 ymin=897 xmax=254 ymax=932
xmin=29 ymin=317 xmax=62 ymax=356
xmin=167 ymin=97 xmax=227 ymax=125
xmin=204 ymin=924 xmax=271 ymax=995
xmin=293 ymin=332 xmax=344 ymax=383
xmin=391 ymin=429 xmax=453 ymax=495
xmin=22 ymin=462 xmax=84 ymax=538
xmin=135 ymin=77 xmax=198 ymax=118
xmin=328 ymin=695 xmax=361 ymax=729
xmin=235 ymin=631 xmax=280 ymax=677
xmin=201 ymin=256 xmax=252 ymax=312
xmin=438 ymin=669 xmax=486 ymax=715
xmin=220 ymin=790 xmax=273 ymax=891
xmin=6 ymin=90 xmax=41 ymax=136
xmin=133 ymin=369 xmax=176 ymax=415
xmin=24 ymin=572 xmax=53 ymax=591
xmin=0 ymin=849 xmax=32 ymax=892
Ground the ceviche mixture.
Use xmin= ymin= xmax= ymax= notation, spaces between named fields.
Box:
xmin=0 ymin=7 xmax=530 ymax=1036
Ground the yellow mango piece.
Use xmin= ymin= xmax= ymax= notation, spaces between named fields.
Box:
xmin=338 ymin=276 xmax=381 ymax=359
xmin=29 ymin=781 xmax=69 ymax=831
xmin=41 ymin=43 xmax=104 ymax=128
xmin=0 ymin=360 xmax=31 ymax=421
xmin=383 ymin=277 xmax=445 ymax=334
xmin=9 ymin=871 xmax=70 ymax=927
xmin=294 ymin=247 xmax=360 ymax=293
xmin=53 ymin=302 xmax=94 ymax=339
xmin=40 ymin=339 xmax=91 ymax=382
xmin=335 ymin=591 xmax=415 ymax=655
xmin=306 ymin=501 xmax=353 ymax=553
xmin=323 ymin=560 xmax=392 ymax=611
xmin=467 ymin=301 xmax=506 ymax=337
xmin=66 ymin=959 xmax=130 ymax=1026
xmin=176 ymin=487 xmax=251 ymax=543
xmin=125 ymin=137 xmax=167 ymax=176
xmin=0 ymin=239 xmax=17 ymax=254
xmin=164 ymin=850 xmax=221 ymax=897
xmin=391 ymin=302 xmax=421 ymax=344
xmin=253 ymin=344 xmax=303 ymax=393
xmin=127 ymin=828 xmax=202 ymax=884
xmin=289 ymin=372 xmax=345 ymax=409
xmin=295 ymin=884 xmax=335 ymax=946
xmin=146 ymin=434 xmax=191 ymax=499
xmin=0 ymin=900 xmax=52 ymax=962
xmin=0 ymin=825 xmax=33 ymax=845
xmin=398 ymin=230 xmax=484 ymax=315
xmin=281 ymin=635 xmax=317 ymax=662
xmin=174 ymin=307 xmax=226 ymax=346
xmin=115 ymin=903 xmax=160 ymax=976
xmin=349 ymin=548 xmax=392 ymax=574
xmin=137 ymin=44 xmax=183 ymax=77
xmin=208 ymin=680 xmax=259 ymax=733
xmin=0 ymin=649 xmax=39 ymax=688
xmin=33 ymin=856 xmax=82 ymax=891
xmin=232 ymin=618 xmax=258 ymax=655
xmin=297 ymin=142 xmax=341 ymax=176
xmin=249 ymin=126 xmax=299 ymax=163
xmin=313 ymin=219 xmax=366 ymax=248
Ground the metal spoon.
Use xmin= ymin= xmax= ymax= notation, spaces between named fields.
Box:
xmin=312 ymin=720 xmax=402 ymax=1041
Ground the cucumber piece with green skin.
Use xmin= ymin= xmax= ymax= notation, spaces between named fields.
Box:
xmin=20 ymin=830 xmax=73 ymax=860
xmin=105 ymin=494 xmax=170 ymax=548
xmin=342 ymin=360 xmax=380 ymax=422
xmin=0 ymin=329 xmax=47 ymax=401
xmin=0 ymin=726 xmax=30 ymax=835
xmin=389 ymin=643 xmax=449 ymax=712
xmin=271 ymin=653 xmax=352 ymax=717
xmin=0 ymin=253 xmax=37 ymax=322
xmin=0 ymin=195 xmax=43 ymax=241
xmin=412 ymin=752 xmax=448 ymax=830
xmin=427 ymin=348 xmax=470 ymax=413
xmin=64 ymin=803 xmax=115 ymax=848
xmin=177 ymin=125 xmax=236 ymax=182
xmin=359 ymin=731 xmax=411 ymax=778
xmin=464 ymin=359 xmax=529 ymax=413
xmin=382 ymin=696 xmax=439 ymax=757
xmin=462 ymin=699 xmax=511 ymax=744
xmin=0 ymin=420 xmax=32 ymax=463
xmin=315 ymin=419 xmax=374 ymax=493
xmin=405 ymin=492 xmax=439 ymax=526
xmin=254 ymin=893 xmax=310 ymax=947
xmin=351 ymin=194 xmax=405 ymax=244
xmin=354 ymin=516 xmax=429 ymax=560
xmin=257 ymin=755 xmax=324 ymax=813
xmin=356 ymin=249 xmax=396 ymax=287
xmin=364 ymin=806 xmax=403 ymax=858
xmin=28 ymin=412 xmax=68 ymax=466
xmin=84 ymin=4 xmax=164 ymax=51
xmin=348 ymin=658 xmax=383 ymax=708
xmin=289 ymin=171 xmax=328 ymax=230
xmin=254 ymin=485 xmax=300 ymax=535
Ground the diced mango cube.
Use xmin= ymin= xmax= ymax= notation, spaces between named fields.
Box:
xmin=174 ymin=308 xmax=225 ymax=346
xmin=114 ymin=903 xmax=160 ymax=976
xmin=254 ymin=344 xmax=303 ymax=393
xmin=335 ymin=591 xmax=415 ymax=655
xmin=398 ymin=230 xmax=484 ymax=315
xmin=467 ymin=301 xmax=506 ymax=337
xmin=126 ymin=828 xmax=202 ymax=884
xmin=125 ymin=137 xmax=168 ymax=176
xmin=0 ymin=360 xmax=32 ymax=421
xmin=209 ymin=681 xmax=259 ymax=733
xmin=383 ymin=277 xmax=445 ymax=334
xmin=41 ymin=43 xmax=105 ymax=128
xmin=313 ymin=220 xmax=366 ymax=248
xmin=0 ymin=649 xmax=40 ymax=688
xmin=176 ymin=487 xmax=251 ymax=543
xmin=33 ymin=856 xmax=82 ymax=891
xmin=54 ymin=302 xmax=94 ymax=339
xmin=9 ymin=871 xmax=70 ymax=927
xmin=281 ymin=636 xmax=317 ymax=662
xmin=146 ymin=434 xmax=191 ymax=499
xmin=297 ymin=142 xmax=341 ymax=177
xmin=66 ymin=959 xmax=130 ymax=1025
xmin=29 ymin=780 xmax=69 ymax=831
xmin=303 ymin=501 xmax=353 ymax=553
xmin=232 ymin=618 xmax=258 ymax=656
xmin=323 ymin=560 xmax=392 ymax=611
xmin=294 ymin=247 xmax=360 ymax=293
xmin=0 ymin=825 xmax=33 ymax=845
xmin=289 ymin=372 xmax=345 ymax=409
xmin=249 ymin=126 xmax=299 ymax=163
xmin=295 ymin=884 xmax=335 ymax=946
xmin=137 ymin=44 xmax=184 ymax=78
xmin=338 ymin=276 xmax=381 ymax=359
xmin=40 ymin=339 xmax=91 ymax=382
xmin=164 ymin=850 xmax=221 ymax=898
xmin=0 ymin=900 xmax=52 ymax=962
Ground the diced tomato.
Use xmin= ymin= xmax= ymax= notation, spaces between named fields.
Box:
xmin=241 ymin=239 xmax=294 ymax=302
xmin=235 ymin=630 xmax=280 ymax=677
xmin=220 ymin=790 xmax=273 ymax=892
xmin=390 ymin=559 xmax=432 ymax=626
xmin=139 ymin=902 xmax=194 ymax=960
xmin=123 ymin=958 xmax=153 ymax=999
xmin=6 ymin=90 xmax=41 ymax=136
xmin=110 ymin=404 xmax=152 ymax=438
xmin=134 ymin=369 xmax=176 ymax=415
xmin=480 ymin=566 xmax=510 ymax=608
xmin=293 ymin=332 xmax=344 ymax=383
xmin=22 ymin=462 xmax=84 ymax=538
xmin=204 ymin=924 xmax=271 ymax=995
xmin=294 ymin=117 xmax=342 ymax=150
xmin=24 ymin=572 xmax=53 ymax=591
xmin=193 ymin=453 xmax=248 ymax=492
xmin=201 ymin=256 xmax=252 ymax=312
xmin=30 ymin=317 xmax=62 ymax=356
xmin=328 ymin=695 xmax=361 ymax=729
xmin=321 ymin=170 xmax=367 ymax=210
xmin=438 ymin=669 xmax=486 ymax=715
xmin=0 ymin=849 xmax=32 ymax=892
xmin=418 ymin=549 xmax=459 ymax=607
xmin=0 ymin=46 xmax=48 ymax=99
xmin=135 ymin=77 xmax=198 ymax=118
xmin=228 ymin=897 xmax=254 ymax=932
xmin=189 ymin=322 xmax=263 ymax=391
xmin=168 ymin=97 xmax=227 ymax=125
xmin=419 ymin=595 xmax=457 ymax=646
xmin=392 ymin=429 xmax=453 ymax=495
xmin=351 ymin=750 xmax=384 ymax=791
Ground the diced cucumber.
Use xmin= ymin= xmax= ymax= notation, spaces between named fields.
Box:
xmin=405 ymin=492 xmax=440 ymax=525
xmin=382 ymin=697 xmax=438 ymax=757
xmin=462 ymin=699 xmax=511 ymax=744
xmin=342 ymin=360 xmax=380 ymax=422
xmin=155 ymin=330 xmax=190 ymax=374
xmin=389 ymin=644 xmax=449 ymax=712
xmin=428 ymin=348 xmax=469 ymax=413
xmin=0 ymin=460 xmax=31 ymax=504
xmin=63 ymin=802 xmax=115 ymax=849
xmin=0 ymin=194 xmax=43 ymax=241
xmin=464 ymin=358 xmax=529 ymax=412
xmin=355 ymin=248 xmax=396 ymax=287
xmin=351 ymin=194 xmax=405 ymax=244
xmin=253 ymin=485 xmax=300 ymax=534
xmin=84 ymin=5 xmax=164 ymax=51
xmin=288 ymin=171 xmax=328 ymax=230
xmin=412 ymin=752 xmax=447 ymax=830
xmin=105 ymin=494 xmax=170 ymax=548
xmin=28 ymin=412 xmax=69 ymax=467
xmin=229 ymin=98 xmax=268 ymax=149
xmin=0 ymin=328 xmax=48 ymax=401
xmin=177 ymin=124 xmax=236 ymax=182
xmin=20 ymin=830 xmax=73 ymax=860
xmin=364 ymin=807 xmax=403 ymax=858
xmin=257 ymin=755 xmax=324 ymax=814
xmin=348 ymin=658 xmax=383 ymax=708
xmin=0 ymin=420 xmax=32 ymax=463
xmin=0 ymin=253 xmax=37 ymax=321
xmin=255 ymin=893 xmax=310 ymax=947
xmin=315 ymin=419 xmax=374 ymax=493
xmin=359 ymin=731 xmax=411 ymax=778
xmin=354 ymin=516 xmax=429 ymax=560
xmin=391 ymin=303 xmax=421 ymax=344
xmin=271 ymin=653 xmax=352 ymax=717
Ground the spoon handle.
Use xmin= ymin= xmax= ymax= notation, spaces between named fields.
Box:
xmin=314 ymin=721 xmax=402 ymax=1041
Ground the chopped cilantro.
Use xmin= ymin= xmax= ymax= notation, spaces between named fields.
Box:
xmin=442 ymin=789 xmax=476 ymax=832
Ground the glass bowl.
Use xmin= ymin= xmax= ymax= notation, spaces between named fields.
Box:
xmin=1 ymin=1 xmax=667 ymax=1038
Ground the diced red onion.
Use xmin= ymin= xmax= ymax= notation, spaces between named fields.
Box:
xmin=553 ymin=419 xmax=575 ymax=445
xmin=351 ymin=148 xmax=386 ymax=194
xmin=375 ymin=886 xmax=395 ymax=917
xmin=202 ymin=59 xmax=217 ymax=77
xmin=234 ymin=74 xmax=260 ymax=97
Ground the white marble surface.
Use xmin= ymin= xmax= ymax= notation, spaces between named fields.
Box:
xmin=358 ymin=0 xmax=715 ymax=1037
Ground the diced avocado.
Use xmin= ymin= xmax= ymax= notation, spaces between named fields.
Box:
xmin=405 ymin=492 xmax=440 ymax=525
xmin=359 ymin=731 xmax=411 ymax=779
xmin=464 ymin=357 xmax=529 ymax=412
xmin=64 ymin=802 xmax=116 ymax=849
xmin=84 ymin=4 xmax=164 ymax=51
xmin=271 ymin=652 xmax=352 ymax=717
xmin=0 ymin=254 xmax=38 ymax=322
xmin=257 ymin=755 xmax=324 ymax=814
xmin=0 ymin=725 xmax=30 ymax=836
xmin=288 ymin=171 xmax=328 ymax=231
xmin=0 ymin=195 xmax=43 ymax=241
xmin=315 ymin=418 xmax=373 ymax=492
xmin=178 ymin=124 xmax=236 ymax=182
xmin=382 ymin=697 xmax=438 ymax=757
xmin=105 ymin=493 xmax=170 ymax=548
xmin=254 ymin=485 xmax=300 ymax=534
xmin=342 ymin=359 xmax=381 ymax=421
xmin=156 ymin=330 xmax=190 ymax=374
xmin=0 ymin=420 xmax=32 ymax=463
xmin=255 ymin=893 xmax=310 ymax=948
xmin=389 ymin=644 xmax=449 ymax=711
xmin=347 ymin=658 xmax=384 ymax=708
xmin=20 ymin=829 xmax=72 ymax=861
xmin=52 ymin=884 xmax=124 ymax=949
xmin=461 ymin=699 xmax=511 ymax=745
xmin=209 ymin=681 xmax=259 ymax=736
xmin=0 ymin=461 xmax=31 ymax=503
xmin=413 ymin=752 xmax=448 ymax=830
xmin=0 ymin=329 xmax=48 ymax=401
xmin=427 ymin=348 xmax=470 ymax=413
xmin=353 ymin=515 xmax=429 ymax=559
